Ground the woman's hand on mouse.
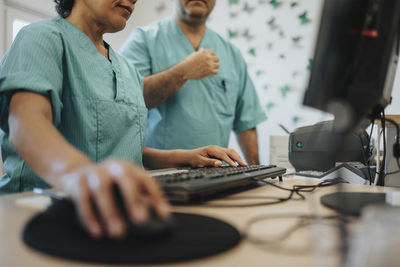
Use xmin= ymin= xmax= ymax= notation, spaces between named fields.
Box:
xmin=59 ymin=159 xmax=170 ymax=238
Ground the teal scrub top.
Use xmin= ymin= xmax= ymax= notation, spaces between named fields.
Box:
xmin=120 ymin=17 xmax=266 ymax=150
xmin=0 ymin=17 xmax=147 ymax=194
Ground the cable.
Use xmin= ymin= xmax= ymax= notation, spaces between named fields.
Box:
xmin=358 ymin=122 xmax=374 ymax=185
xmin=198 ymin=179 xmax=342 ymax=208
xmin=241 ymin=213 xmax=355 ymax=254
xmin=377 ymin=109 xmax=387 ymax=185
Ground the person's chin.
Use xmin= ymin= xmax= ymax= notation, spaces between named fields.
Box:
xmin=108 ymin=20 xmax=127 ymax=33
xmin=187 ymin=6 xmax=208 ymax=14
xmin=185 ymin=9 xmax=208 ymax=19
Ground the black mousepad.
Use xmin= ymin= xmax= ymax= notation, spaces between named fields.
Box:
xmin=321 ymin=192 xmax=386 ymax=216
xmin=23 ymin=200 xmax=241 ymax=264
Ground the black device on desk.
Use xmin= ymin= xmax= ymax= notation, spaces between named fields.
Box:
xmin=289 ymin=120 xmax=371 ymax=172
xmin=151 ymin=165 xmax=286 ymax=202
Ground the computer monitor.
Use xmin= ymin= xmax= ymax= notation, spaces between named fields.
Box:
xmin=302 ymin=1 xmax=400 ymax=245
xmin=303 ymin=0 xmax=400 ymax=132
xmin=303 ymin=1 xmax=400 ymax=260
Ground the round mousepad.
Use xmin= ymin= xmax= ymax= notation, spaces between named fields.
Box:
xmin=23 ymin=200 xmax=241 ymax=264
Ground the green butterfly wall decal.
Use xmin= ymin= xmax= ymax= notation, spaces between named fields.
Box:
xmin=299 ymin=11 xmax=311 ymax=24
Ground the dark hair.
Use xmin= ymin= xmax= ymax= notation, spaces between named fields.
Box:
xmin=54 ymin=0 xmax=74 ymax=18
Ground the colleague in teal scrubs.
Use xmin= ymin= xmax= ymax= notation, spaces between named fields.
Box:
xmin=0 ymin=0 xmax=246 ymax=238
xmin=120 ymin=0 xmax=266 ymax=165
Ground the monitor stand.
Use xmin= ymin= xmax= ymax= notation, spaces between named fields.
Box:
xmin=320 ymin=192 xmax=386 ymax=216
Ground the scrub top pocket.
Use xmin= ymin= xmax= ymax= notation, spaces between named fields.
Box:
xmin=96 ymin=100 xmax=146 ymax=164
xmin=212 ymin=77 xmax=238 ymax=117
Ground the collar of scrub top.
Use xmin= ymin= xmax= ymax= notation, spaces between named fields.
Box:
xmin=56 ymin=17 xmax=126 ymax=102
xmin=169 ymin=18 xmax=211 ymax=54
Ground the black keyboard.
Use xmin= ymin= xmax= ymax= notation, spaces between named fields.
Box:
xmin=152 ymin=165 xmax=286 ymax=202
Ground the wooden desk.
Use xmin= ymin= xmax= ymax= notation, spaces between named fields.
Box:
xmin=0 ymin=178 xmax=388 ymax=267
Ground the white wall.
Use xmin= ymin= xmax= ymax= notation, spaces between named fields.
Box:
xmin=4 ymin=0 xmax=54 ymax=17
xmin=386 ymin=67 xmax=400 ymax=115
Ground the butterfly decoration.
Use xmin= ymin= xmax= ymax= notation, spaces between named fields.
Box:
xmin=256 ymin=70 xmax=265 ymax=77
xmin=299 ymin=11 xmax=311 ymax=24
xmin=229 ymin=11 xmax=240 ymax=18
xmin=243 ymin=29 xmax=255 ymax=41
xmin=267 ymin=17 xmax=279 ymax=31
xmin=266 ymin=102 xmax=276 ymax=111
xmin=280 ymin=85 xmax=291 ymax=98
xmin=307 ymin=58 xmax=313 ymax=70
xmin=291 ymin=36 xmax=302 ymax=48
xmin=228 ymin=29 xmax=239 ymax=39
xmin=243 ymin=2 xmax=256 ymax=14
xmin=248 ymin=48 xmax=256 ymax=56
xmin=270 ymin=0 xmax=282 ymax=8
xmin=292 ymin=71 xmax=300 ymax=78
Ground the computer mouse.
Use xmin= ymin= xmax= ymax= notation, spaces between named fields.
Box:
xmin=73 ymin=185 xmax=175 ymax=239
xmin=110 ymin=185 xmax=175 ymax=239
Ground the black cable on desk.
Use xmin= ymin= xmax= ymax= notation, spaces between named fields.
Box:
xmin=359 ymin=121 xmax=375 ymax=185
xmin=241 ymin=213 xmax=354 ymax=254
xmin=198 ymin=179 xmax=341 ymax=208
xmin=375 ymin=110 xmax=387 ymax=186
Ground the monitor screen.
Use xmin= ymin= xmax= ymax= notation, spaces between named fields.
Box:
xmin=303 ymin=0 xmax=400 ymax=131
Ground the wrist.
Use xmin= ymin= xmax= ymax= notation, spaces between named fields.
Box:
xmin=174 ymin=60 xmax=190 ymax=81
xmin=246 ymin=154 xmax=259 ymax=165
xmin=171 ymin=149 xmax=191 ymax=167
xmin=48 ymin=157 xmax=93 ymax=188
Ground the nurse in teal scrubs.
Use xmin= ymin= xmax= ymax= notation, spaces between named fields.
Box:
xmin=0 ymin=0 xmax=246 ymax=238
xmin=120 ymin=0 xmax=266 ymax=165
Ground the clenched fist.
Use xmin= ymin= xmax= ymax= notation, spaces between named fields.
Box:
xmin=182 ymin=49 xmax=220 ymax=80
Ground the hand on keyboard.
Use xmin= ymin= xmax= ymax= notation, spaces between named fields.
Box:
xmin=187 ymin=145 xmax=247 ymax=168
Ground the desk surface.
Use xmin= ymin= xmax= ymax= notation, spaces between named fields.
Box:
xmin=0 ymin=178 xmax=388 ymax=267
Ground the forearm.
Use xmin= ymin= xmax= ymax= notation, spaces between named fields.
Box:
xmin=142 ymin=147 xmax=189 ymax=170
xmin=9 ymin=93 xmax=92 ymax=187
xmin=237 ymin=128 xmax=260 ymax=165
xmin=143 ymin=62 xmax=188 ymax=109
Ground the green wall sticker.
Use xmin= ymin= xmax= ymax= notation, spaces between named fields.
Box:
xmin=228 ymin=29 xmax=238 ymax=38
xmin=248 ymin=48 xmax=256 ymax=56
xmin=266 ymin=102 xmax=276 ymax=111
xmin=280 ymin=85 xmax=292 ymax=98
xmin=270 ymin=0 xmax=282 ymax=8
xmin=299 ymin=11 xmax=311 ymax=24
xmin=307 ymin=58 xmax=313 ymax=70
